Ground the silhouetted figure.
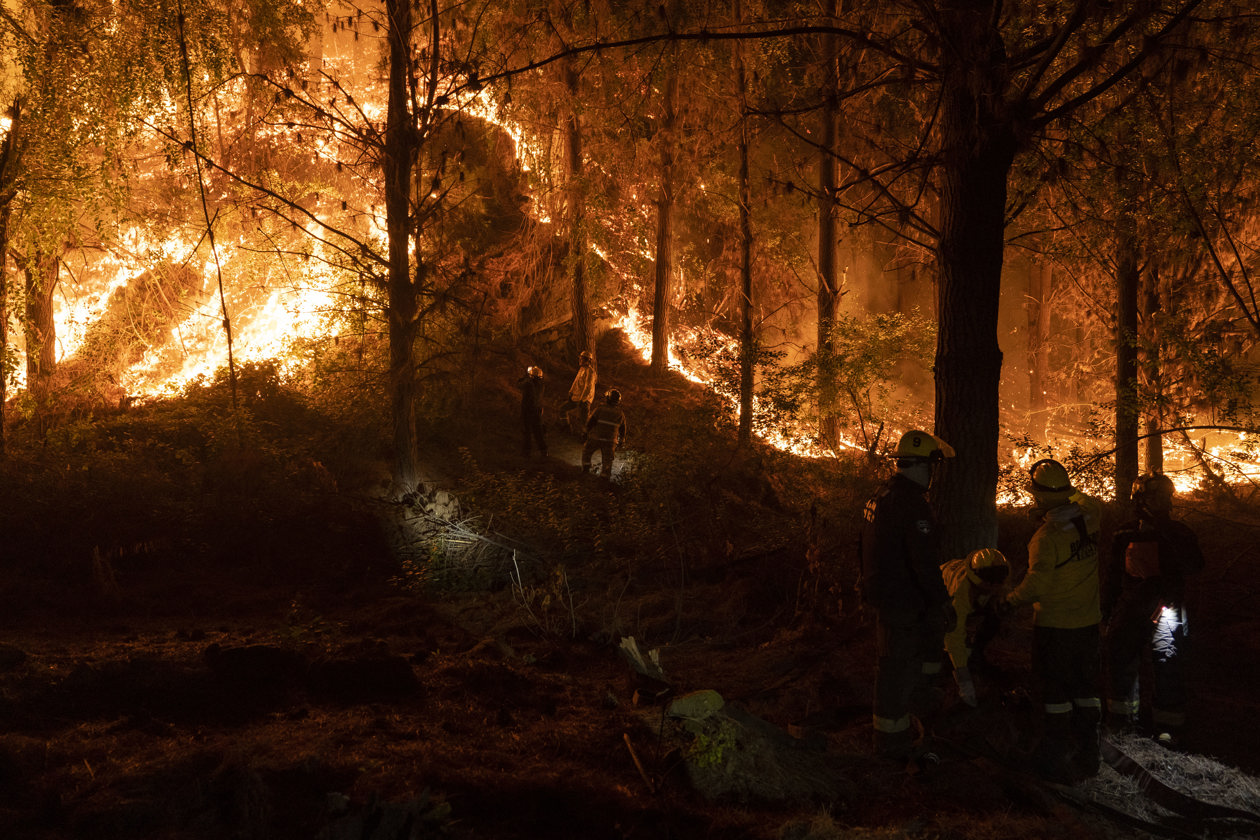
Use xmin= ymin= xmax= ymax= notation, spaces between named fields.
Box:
xmin=1104 ymin=473 xmax=1204 ymax=747
xmin=517 ymin=366 xmax=547 ymax=457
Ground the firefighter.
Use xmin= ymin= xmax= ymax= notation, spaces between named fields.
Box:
xmin=1104 ymin=473 xmax=1204 ymax=746
xmin=517 ymin=366 xmax=547 ymax=458
xmin=1002 ymin=459 xmax=1103 ymax=782
xmin=941 ymin=547 xmax=1010 ymax=707
xmin=860 ymin=429 xmax=958 ymax=762
xmin=583 ymin=389 xmax=627 ymax=478
xmin=559 ymin=351 xmax=597 ymax=436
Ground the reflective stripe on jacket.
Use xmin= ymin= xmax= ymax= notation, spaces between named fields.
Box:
xmin=586 ymin=404 xmax=626 ymax=443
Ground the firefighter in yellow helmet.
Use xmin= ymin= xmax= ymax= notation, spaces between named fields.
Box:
xmin=940 ymin=548 xmax=1010 ymax=707
xmin=860 ymin=429 xmax=958 ymax=762
xmin=1002 ymin=458 xmax=1103 ymax=782
xmin=1104 ymin=473 xmax=1204 ymax=746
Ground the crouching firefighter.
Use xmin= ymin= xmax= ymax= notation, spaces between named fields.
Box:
xmin=941 ymin=548 xmax=1010 ymax=707
xmin=1104 ymin=473 xmax=1204 ymax=745
xmin=1003 ymin=459 xmax=1103 ymax=782
xmin=860 ymin=430 xmax=957 ymax=762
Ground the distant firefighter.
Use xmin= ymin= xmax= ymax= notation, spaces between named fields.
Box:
xmin=582 ymin=388 xmax=627 ymax=478
xmin=559 ymin=350 xmax=597 ymax=436
xmin=1003 ymin=458 xmax=1103 ymax=783
xmin=517 ymin=365 xmax=547 ymax=458
xmin=940 ymin=548 xmax=1010 ymax=707
xmin=860 ymin=429 xmax=957 ymax=763
xmin=1104 ymin=473 xmax=1204 ymax=747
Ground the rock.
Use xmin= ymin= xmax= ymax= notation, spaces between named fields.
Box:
xmin=667 ymin=690 xmax=725 ymax=721
xmin=668 ymin=699 xmax=852 ymax=805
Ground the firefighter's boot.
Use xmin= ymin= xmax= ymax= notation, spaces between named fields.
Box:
xmin=1072 ymin=706 xmax=1102 ymax=778
xmin=1032 ymin=712 xmax=1075 ymax=784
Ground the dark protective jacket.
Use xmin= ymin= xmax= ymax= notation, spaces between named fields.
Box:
xmin=860 ymin=473 xmax=949 ymax=621
xmin=586 ymin=403 xmax=627 ymax=444
xmin=1104 ymin=514 xmax=1203 ymax=614
xmin=518 ymin=375 xmax=545 ymax=416
xmin=1008 ymin=494 xmax=1103 ymax=629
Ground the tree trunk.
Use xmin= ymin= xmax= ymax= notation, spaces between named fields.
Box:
xmin=384 ymin=0 xmax=421 ymax=493
xmin=650 ymin=67 xmax=678 ymax=376
xmin=563 ymin=60 xmax=592 ymax=358
xmin=0 ymin=202 xmax=9 ymax=455
xmin=932 ymin=1 xmax=1014 ymax=556
xmin=24 ymin=251 xmax=57 ymax=403
xmin=1026 ymin=259 xmax=1052 ymax=442
xmin=816 ymin=0 xmax=840 ymax=448
xmin=1115 ymin=189 xmax=1140 ymax=502
xmin=1142 ymin=264 xmax=1164 ymax=475
xmin=735 ymin=0 xmax=754 ymax=446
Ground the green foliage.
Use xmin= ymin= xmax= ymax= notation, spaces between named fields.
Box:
xmin=683 ymin=716 xmax=739 ymax=770
xmin=759 ymin=310 xmax=936 ymax=449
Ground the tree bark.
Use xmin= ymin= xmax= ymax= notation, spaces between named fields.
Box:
xmin=0 ymin=202 xmax=9 ymax=455
xmin=736 ymin=0 xmax=754 ymax=446
xmin=650 ymin=66 xmax=678 ymax=376
xmin=932 ymin=1 xmax=1014 ymax=556
xmin=816 ymin=0 xmax=840 ymax=448
xmin=1026 ymin=259 xmax=1052 ymax=442
xmin=1115 ymin=182 xmax=1141 ymax=502
xmin=23 ymin=250 xmax=58 ymax=403
xmin=0 ymin=98 xmax=18 ymax=456
xmin=563 ymin=60 xmax=592 ymax=359
xmin=384 ymin=0 xmax=421 ymax=492
xmin=1142 ymin=264 xmax=1164 ymax=475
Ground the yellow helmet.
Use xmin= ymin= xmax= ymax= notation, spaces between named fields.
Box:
xmin=527 ymin=365 xmax=543 ymax=379
xmin=1029 ymin=458 xmax=1073 ymax=506
xmin=967 ymin=548 xmax=1009 ymax=585
xmin=894 ymin=430 xmax=955 ymax=463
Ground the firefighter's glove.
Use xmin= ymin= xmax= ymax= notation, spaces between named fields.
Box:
xmin=940 ymin=602 xmax=958 ymax=634
xmin=955 ymin=666 xmax=977 ymax=707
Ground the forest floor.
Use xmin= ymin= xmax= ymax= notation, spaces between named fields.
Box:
xmin=3 ymin=328 xmax=1260 ymax=839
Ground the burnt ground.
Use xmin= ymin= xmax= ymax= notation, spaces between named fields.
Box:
xmin=2 ymin=329 xmax=1260 ymax=840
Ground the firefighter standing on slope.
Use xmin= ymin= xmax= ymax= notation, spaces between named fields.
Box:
xmin=517 ymin=366 xmax=548 ymax=458
xmin=941 ymin=548 xmax=1010 ymax=707
xmin=583 ymin=389 xmax=627 ymax=478
xmin=559 ymin=351 xmax=598 ymax=436
xmin=860 ymin=429 xmax=957 ymax=762
xmin=1104 ymin=473 xmax=1204 ymax=746
xmin=1003 ymin=459 xmax=1103 ymax=783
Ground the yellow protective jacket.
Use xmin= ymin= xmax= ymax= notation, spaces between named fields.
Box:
xmin=1007 ymin=494 xmax=1103 ymax=629
xmin=941 ymin=557 xmax=999 ymax=670
xmin=569 ymin=364 xmax=597 ymax=403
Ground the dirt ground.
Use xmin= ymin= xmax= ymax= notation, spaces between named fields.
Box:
xmin=2 ymin=330 xmax=1260 ymax=840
